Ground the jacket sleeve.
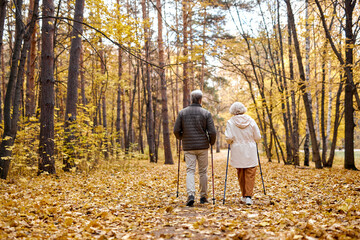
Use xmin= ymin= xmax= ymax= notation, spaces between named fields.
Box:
xmin=252 ymin=120 xmax=261 ymax=142
xmin=206 ymin=113 xmax=217 ymax=145
xmin=225 ymin=121 xmax=234 ymax=144
xmin=173 ymin=113 xmax=183 ymax=140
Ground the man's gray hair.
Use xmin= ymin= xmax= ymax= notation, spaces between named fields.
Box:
xmin=190 ymin=90 xmax=203 ymax=104
xmin=229 ymin=102 xmax=247 ymax=115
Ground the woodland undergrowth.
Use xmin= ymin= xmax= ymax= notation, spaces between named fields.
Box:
xmin=0 ymin=150 xmax=359 ymax=239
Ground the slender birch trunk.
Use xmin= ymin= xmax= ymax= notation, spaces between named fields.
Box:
xmin=326 ymin=59 xmax=332 ymax=152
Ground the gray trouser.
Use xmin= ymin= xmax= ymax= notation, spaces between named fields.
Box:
xmin=184 ymin=149 xmax=208 ymax=198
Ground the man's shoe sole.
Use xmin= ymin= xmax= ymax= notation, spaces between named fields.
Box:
xmin=186 ymin=200 xmax=194 ymax=207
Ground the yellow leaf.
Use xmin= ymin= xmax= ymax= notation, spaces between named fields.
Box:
xmin=64 ymin=217 xmax=74 ymax=227
xmin=259 ymin=221 xmax=270 ymax=227
xmin=165 ymin=206 xmax=173 ymax=213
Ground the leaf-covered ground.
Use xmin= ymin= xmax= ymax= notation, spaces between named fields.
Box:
xmin=1 ymin=150 xmax=360 ymax=239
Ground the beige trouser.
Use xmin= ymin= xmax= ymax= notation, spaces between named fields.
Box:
xmin=237 ymin=167 xmax=256 ymax=197
xmin=184 ymin=149 xmax=208 ymax=198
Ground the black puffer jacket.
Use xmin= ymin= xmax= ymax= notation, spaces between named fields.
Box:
xmin=173 ymin=103 xmax=216 ymax=151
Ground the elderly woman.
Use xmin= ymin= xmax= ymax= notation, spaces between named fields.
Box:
xmin=225 ymin=102 xmax=261 ymax=205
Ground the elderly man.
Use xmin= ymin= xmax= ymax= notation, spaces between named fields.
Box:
xmin=173 ymin=90 xmax=216 ymax=206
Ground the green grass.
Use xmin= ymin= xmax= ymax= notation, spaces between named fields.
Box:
xmin=260 ymin=150 xmax=360 ymax=169
xmin=332 ymin=150 xmax=360 ymax=167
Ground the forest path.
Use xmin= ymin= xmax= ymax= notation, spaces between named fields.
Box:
xmin=0 ymin=150 xmax=359 ymax=239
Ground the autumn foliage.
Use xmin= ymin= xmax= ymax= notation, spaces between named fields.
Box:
xmin=1 ymin=151 xmax=359 ymax=239
xmin=0 ymin=0 xmax=359 ymax=238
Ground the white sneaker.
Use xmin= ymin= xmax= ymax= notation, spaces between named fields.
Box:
xmin=241 ymin=197 xmax=246 ymax=203
xmin=245 ymin=197 xmax=253 ymax=205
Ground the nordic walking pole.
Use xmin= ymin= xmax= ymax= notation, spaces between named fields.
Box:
xmin=223 ymin=144 xmax=230 ymax=204
xmin=256 ymin=143 xmax=266 ymax=195
xmin=211 ymin=145 xmax=215 ymax=205
xmin=176 ymin=140 xmax=181 ymax=198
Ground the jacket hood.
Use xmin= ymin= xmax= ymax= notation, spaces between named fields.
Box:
xmin=231 ymin=114 xmax=252 ymax=129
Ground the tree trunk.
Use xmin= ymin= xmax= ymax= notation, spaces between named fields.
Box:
xmin=200 ymin=6 xmax=206 ymax=91
xmin=92 ymin=57 xmax=99 ymax=127
xmin=0 ymin=44 xmax=2 ymax=122
xmin=1 ymin=0 xmax=39 ymax=178
xmin=102 ymin=92 xmax=107 ymax=127
xmin=98 ymin=98 xmax=102 ymax=126
xmin=157 ymin=0 xmax=173 ymax=165
xmin=153 ymin=94 xmax=159 ymax=163
xmin=127 ymin=62 xmax=138 ymax=152
xmin=142 ymin=0 xmax=155 ymax=162
xmin=63 ymin=0 xmax=85 ymax=171
xmin=303 ymin=0 xmax=311 ymax=166
xmin=0 ymin=0 xmax=25 ymax=179
xmin=0 ymin=0 xmax=6 ymax=58
xmin=189 ymin=10 xmax=194 ymax=91
xmin=216 ymin=126 xmax=220 ymax=153
xmin=343 ymin=0 xmax=356 ymax=170
xmin=0 ymin=0 xmax=7 ymax=123
xmin=25 ymin=0 xmax=37 ymax=118
xmin=326 ymin=80 xmax=343 ymax=167
xmin=287 ymin=14 xmax=299 ymax=166
xmin=320 ymin=47 xmax=327 ymax=165
xmin=65 ymin=0 xmax=84 ymax=120
xmin=118 ymin=47 xmax=128 ymax=150
xmin=314 ymin=35 xmax=320 ymax=147
xmin=127 ymin=56 xmax=133 ymax=146
xmin=39 ymin=0 xmax=56 ymax=174
xmin=80 ymin=49 xmax=87 ymax=106
xmin=116 ymin=48 xmax=122 ymax=146
xmin=12 ymin=0 xmax=39 ymax=145
xmin=285 ymin=0 xmax=322 ymax=168
xmin=326 ymin=59 xmax=332 ymax=157
xmin=100 ymin=45 xmax=108 ymax=159
xmin=277 ymin=0 xmax=292 ymax=164
xmin=102 ymin=93 xmax=109 ymax=157
xmin=138 ymin=62 xmax=144 ymax=154
xmin=182 ymin=0 xmax=189 ymax=108
xmin=175 ymin=0 xmax=180 ymax=116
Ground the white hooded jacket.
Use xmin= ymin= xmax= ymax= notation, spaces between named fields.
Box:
xmin=225 ymin=114 xmax=261 ymax=168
